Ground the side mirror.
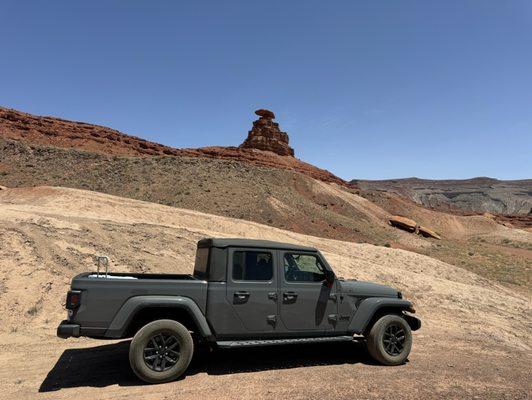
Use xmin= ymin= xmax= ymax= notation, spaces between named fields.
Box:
xmin=323 ymin=269 xmax=335 ymax=286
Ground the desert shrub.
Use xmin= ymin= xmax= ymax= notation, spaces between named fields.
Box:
xmin=27 ymin=305 xmax=39 ymax=316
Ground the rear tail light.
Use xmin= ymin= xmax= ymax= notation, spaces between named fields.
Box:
xmin=66 ymin=290 xmax=82 ymax=309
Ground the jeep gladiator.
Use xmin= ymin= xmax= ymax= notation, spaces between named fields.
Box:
xmin=58 ymin=238 xmax=421 ymax=383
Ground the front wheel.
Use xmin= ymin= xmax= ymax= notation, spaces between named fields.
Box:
xmin=366 ymin=314 xmax=412 ymax=365
xmin=129 ymin=319 xmax=194 ymax=383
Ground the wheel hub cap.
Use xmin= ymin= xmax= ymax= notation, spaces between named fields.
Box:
xmin=143 ymin=332 xmax=181 ymax=372
xmin=383 ymin=324 xmax=406 ymax=356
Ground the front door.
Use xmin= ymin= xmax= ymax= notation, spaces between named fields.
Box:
xmin=279 ymin=251 xmax=337 ymax=331
xmin=226 ymin=248 xmax=278 ymax=332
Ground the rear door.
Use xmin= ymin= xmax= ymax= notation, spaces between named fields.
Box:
xmin=279 ymin=251 xmax=337 ymax=331
xmin=225 ymin=248 xmax=278 ymax=332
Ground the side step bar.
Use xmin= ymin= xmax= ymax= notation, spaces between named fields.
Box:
xmin=217 ymin=335 xmax=356 ymax=348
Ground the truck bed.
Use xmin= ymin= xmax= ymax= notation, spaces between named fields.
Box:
xmin=69 ymin=271 xmax=208 ymax=337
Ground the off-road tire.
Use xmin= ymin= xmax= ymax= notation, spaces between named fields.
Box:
xmin=366 ymin=314 xmax=412 ymax=365
xmin=129 ymin=319 xmax=194 ymax=383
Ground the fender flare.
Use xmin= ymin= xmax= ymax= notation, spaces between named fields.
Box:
xmin=348 ymin=297 xmax=413 ymax=334
xmin=104 ymin=295 xmax=214 ymax=340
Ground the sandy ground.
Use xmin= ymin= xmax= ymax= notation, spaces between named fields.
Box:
xmin=0 ymin=186 xmax=530 ymax=399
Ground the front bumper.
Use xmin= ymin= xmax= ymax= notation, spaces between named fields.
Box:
xmin=57 ymin=320 xmax=80 ymax=339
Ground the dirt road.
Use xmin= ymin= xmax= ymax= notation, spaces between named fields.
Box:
xmin=2 ymin=333 xmax=529 ymax=400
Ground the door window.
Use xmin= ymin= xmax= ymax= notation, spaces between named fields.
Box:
xmin=284 ymin=253 xmax=325 ymax=282
xmin=232 ymin=251 xmax=273 ymax=281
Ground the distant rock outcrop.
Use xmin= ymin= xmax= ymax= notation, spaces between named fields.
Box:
xmin=389 ymin=216 xmax=417 ymax=232
xmin=355 ymin=177 xmax=532 ymax=216
xmin=239 ymin=109 xmax=295 ymax=156
xmin=389 ymin=215 xmax=441 ymax=239
xmin=418 ymin=225 xmax=442 ymax=240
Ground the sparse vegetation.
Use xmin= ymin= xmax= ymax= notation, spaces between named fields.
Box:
xmin=27 ymin=305 xmax=40 ymax=316
xmin=1 ymin=138 xmax=530 ymax=288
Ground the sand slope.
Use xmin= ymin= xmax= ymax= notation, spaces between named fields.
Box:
xmin=0 ymin=186 xmax=530 ymax=399
xmin=3 ymin=137 xmax=531 ymax=287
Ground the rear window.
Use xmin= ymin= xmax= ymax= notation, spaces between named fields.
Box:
xmin=193 ymin=247 xmax=210 ymax=279
xmin=232 ymin=251 xmax=273 ymax=281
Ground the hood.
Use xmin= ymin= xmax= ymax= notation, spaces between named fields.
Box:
xmin=338 ymin=280 xmax=399 ymax=298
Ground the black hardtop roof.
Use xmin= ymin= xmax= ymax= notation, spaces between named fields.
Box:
xmin=197 ymin=238 xmax=317 ymax=252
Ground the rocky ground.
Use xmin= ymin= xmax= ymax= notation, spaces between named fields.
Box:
xmin=0 ymin=186 xmax=530 ymax=399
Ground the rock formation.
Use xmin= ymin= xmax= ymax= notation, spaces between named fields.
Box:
xmin=389 ymin=215 xmax=441 ymax=239
xmin=239 ymin=109 xmax=294 ymax=156
xmin=389 ymin=216 xmax=418 ymax=233
xmin=418 ymin=225 xmax=442 ymax=240
xmin=356 ymin=177 xmax=532 ymax=216
xmin=0 ymin=106 xmax=351 ymax=186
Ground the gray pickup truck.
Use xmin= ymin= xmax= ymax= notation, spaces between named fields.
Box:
xmin=58 ymin=238 xmax=421 ymax=383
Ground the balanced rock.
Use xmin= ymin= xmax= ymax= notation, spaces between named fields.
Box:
xmin=255 ymin=109 xmax=275 ymax=119
xmin=239 ymin=109 xmax=295 ymax=156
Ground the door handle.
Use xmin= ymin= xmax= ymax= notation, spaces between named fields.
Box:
xmin=283 ymin=291 xmax=298 ymax=302
xmin=268 ymin=292 xmax=278 ymax=301
xmin=233 ymin=291 xmax=250 ymax=304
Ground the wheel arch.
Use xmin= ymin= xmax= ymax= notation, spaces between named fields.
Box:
xmin=104 ymin=296 xmax=214 ymax=341
xmin=348 ymin=297 xmax=415 ymax=335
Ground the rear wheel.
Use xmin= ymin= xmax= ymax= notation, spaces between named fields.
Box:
xmin=366 ymin=314 xmax=412 ymax=365
xmin=129 ymin=319 xmax=194 ymax=383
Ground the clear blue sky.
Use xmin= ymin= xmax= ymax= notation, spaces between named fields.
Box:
xmin=1 ymin=1 xmax=531 ymax=180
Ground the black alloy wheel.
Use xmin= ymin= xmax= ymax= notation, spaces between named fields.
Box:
xmin=143 ymin=332 xmax=181 ymax=372
xmin=366 ymin=314 xmax=412 ymax=365
xmin=382 ymin=323 xmax=406 ymax=356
